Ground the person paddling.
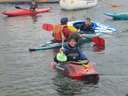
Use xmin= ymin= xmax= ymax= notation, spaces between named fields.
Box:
xmin=30 ymin=0 xmax=38 ymax=11
xmin=54 ymin=33 xmax=88 ymax=63
xmin=52 ymin=17 xmax=75 ymax=43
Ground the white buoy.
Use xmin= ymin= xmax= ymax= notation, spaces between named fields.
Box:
xmin=59 ymin=0 xmax=98 ymax=10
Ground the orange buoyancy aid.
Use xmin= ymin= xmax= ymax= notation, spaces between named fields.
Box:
xmin=52 ymin=24 xmax=64 ymax=41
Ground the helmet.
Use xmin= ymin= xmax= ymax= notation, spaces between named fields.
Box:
xmin=61 ymin=17 xmax=68 ymax=25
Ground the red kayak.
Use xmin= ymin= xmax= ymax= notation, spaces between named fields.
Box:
xmin=2 ymin=8 xmax=50 ymax=17
xmin=51 ymin=61 xmax=99 ymax=84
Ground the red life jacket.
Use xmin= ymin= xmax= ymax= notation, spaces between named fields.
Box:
xmin=52 ymin=24 xmax=64 ymax=42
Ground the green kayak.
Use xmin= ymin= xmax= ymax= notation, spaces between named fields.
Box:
xmin=104 ymin=12 xmax=128 ymax=20
xmin=29 ymin=37 xmax=91 ymax=52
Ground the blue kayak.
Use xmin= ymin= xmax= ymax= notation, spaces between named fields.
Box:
xmin=68 ymin=20 xmax=116 ymax=34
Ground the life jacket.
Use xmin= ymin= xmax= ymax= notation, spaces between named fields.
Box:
xmin=52 ymin=24 xmax=64 ymax=42
xmin=67 ymin=26 xmax=77 ymax=33
xmin=64 ymin=44 xmax=80 ymax=61
xmin=67 ymin=51 xmax=79 ymax=61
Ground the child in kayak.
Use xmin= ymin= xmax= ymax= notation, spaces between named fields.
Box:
xmin=79 ymin=17 xmax=95 ymax=34
xmin=52 ymin=17 xmax=76 ymax=43
xmin=54 ymin=33 xmax=88 ymax=62
xmin=30 ymin=0 xmax=38 ymax=11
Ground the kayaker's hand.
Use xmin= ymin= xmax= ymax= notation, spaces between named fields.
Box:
xmin=80 ymin=34 xmax=86 ymax=37
xmin=77 ymin=29 xmax=80 ymax=32
xmin=60 ymin=48 xmax=64 ymax=52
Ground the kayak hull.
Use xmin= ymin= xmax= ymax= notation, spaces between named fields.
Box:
xmin=2 ymin=8 xmax=50 ymax=16
xmin=29 ymin=37 xmax=92 ymax=51
xmin=29 ymin=42 xmax=62 ymax=51
xmin=52 ymin=61 xmax=99 ymax=84
xmin=104 ymin=12 xmax=128 ymax=20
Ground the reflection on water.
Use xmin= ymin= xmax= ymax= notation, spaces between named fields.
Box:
xmin=31 ymin=15 xmax=42 ymax=23
xmin=52 ymin=73 xmax=98 ymax=96
xmin=31 ymin=15 xmax=38 ymax=23
xmin=53 ymin=75 xmax=82 ymax=96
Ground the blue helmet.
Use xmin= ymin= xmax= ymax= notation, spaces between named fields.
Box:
xmin=61 ymin=17 xmax=68 ymax=25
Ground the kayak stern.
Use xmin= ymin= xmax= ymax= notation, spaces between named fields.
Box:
xmin=74 ymin=74 xmax=99 ymax=84
xmin=53 ymin=62 xmax=99 ymax=84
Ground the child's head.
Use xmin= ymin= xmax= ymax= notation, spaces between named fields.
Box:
xmin=67 ymin=33 xmax=80 ymax=47
xmin=85 ymin=17 xmax=91 ymax=25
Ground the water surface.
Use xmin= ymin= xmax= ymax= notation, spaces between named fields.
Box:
xmin=0 ymin=0 xmax=128 ymax=96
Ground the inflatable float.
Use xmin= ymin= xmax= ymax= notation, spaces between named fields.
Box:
xmin=59 ymin=0 xmax=98 ymax=10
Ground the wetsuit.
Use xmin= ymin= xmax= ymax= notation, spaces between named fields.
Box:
xmin=80 ymin=22 xmax=95 ymax=34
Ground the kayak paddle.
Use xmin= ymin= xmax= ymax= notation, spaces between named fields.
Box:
xmin=91 ymin=36 xmax=105 ymax=51
xmin=56 ymin=32 xmax=67 ymax=62
xmin=42 ymin=23 xmax=78 ymax=32
xmin=42 ymin=23 xmax=53 ymax=31
xmin=15 ymin=6 xmax=22 ymax=9
xmin=15 ymin=6 xmax=29 ymax=10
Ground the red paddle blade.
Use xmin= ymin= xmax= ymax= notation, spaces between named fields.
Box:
xmin=91 ymin=36 xmax=105 ymax=51
xmin=42 ymin=23 xmax=53 ymax=31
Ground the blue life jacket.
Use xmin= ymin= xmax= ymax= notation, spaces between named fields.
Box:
xmin=63 ymin=43 xmax=87 ymax=61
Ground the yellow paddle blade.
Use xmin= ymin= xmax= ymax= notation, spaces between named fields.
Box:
xmin=67 ymin=26 xmax=78 ymax=32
